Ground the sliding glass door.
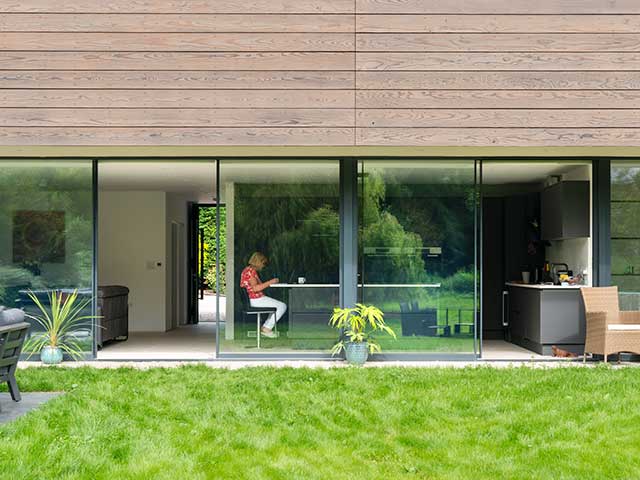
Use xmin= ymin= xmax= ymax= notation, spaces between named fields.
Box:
xmin=358 ymin=160 xmax=479 ymax=355
xmin=217 ymin=159 xmax=340 ymax=354
xmin=0 ymin=160 xmax=95 ymax=357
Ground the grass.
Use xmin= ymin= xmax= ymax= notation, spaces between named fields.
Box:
xmin=2 ymin=365 xmax=640 ymax=479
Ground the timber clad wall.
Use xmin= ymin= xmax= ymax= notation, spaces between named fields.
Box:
xmin=1 ymin=1 xmax=640 ymax=146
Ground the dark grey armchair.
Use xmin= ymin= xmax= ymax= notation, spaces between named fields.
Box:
xmin=97 ymin=286 xmax=129 ymax=347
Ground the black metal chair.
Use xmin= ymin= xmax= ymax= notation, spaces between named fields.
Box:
xmin=240 ymin=288 xmax=277 ymax=349
xmin=0 ymin=321 xmax=30 ymax=411
xmin=400 ymin=302 xmax=450 ymax=337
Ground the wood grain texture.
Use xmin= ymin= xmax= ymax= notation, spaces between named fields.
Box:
xmin=357 ymin=109 xmax=640 ymax=128
xmin=0 ymin=52 xmax=354 ymax=70
xmin=0 ymin=1 xmax=354 ymax=14
xmin=1 ymin=33 xmax=355 ymax=51
xmin=356 ymin=128 xmax=640 ymax=146
xmin=0 ymin=127 xmax=355 ymax=145
xmin=356 ymin=0 xmax=640 ymax=14
xmin=356 ymin=90 xmax=640 ymax=109
xmin=356 ymin=71 xmax=640 ymax=90
xmin=0 ymin=108 xmax=354 ymax=127
xmin=0 ymin=14 xmax=355 ymax=33
xmin=0 ymin=90 xmax=355 ymax=108
xmin=356 ymin=15 xmax=640 ymax=33
xmin=356 ymin=34 xmax=640 ymax=52
xmin=0 ymin=71 xmax=355 ymax=89
xmin=357 ymin=53 xmax=640 ymax=71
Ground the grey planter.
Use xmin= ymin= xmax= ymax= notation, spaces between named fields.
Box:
xmin=344 ymin=342 xmax=369 ymax=365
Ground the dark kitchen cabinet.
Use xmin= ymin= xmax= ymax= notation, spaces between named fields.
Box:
xmin=506 ymin=285 xmax=586 ymax=355
xmin=541 ymin=181 xmax=590 ymax=240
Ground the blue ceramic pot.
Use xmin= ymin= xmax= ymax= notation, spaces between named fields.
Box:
xmin=41 ymin=346 xmax=63 ymax=365
xmin=344 ymin=342 xmax=369 ymax=365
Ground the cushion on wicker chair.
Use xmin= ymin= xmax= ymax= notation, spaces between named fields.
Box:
xmin=0 ymin=308 xmax=26 ymax=326
xmin=608 ymin=324 xmax=640 ymax=331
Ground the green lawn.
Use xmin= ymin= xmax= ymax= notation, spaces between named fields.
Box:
xmin=1 ymin=365 xmax=640 ymax=479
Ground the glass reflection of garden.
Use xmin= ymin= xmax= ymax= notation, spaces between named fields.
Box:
xmin=220 ymin=163 xmax=477 ymax=354
xmin=0 ymin=162 xmax=94 ymax=354
xmin=361 ymin=166 xmax=477 ymax=353
xmin=220 ymin=182 xmax=340 ymax=352
xmin=611 ymin=164 xmax=640 ymax=310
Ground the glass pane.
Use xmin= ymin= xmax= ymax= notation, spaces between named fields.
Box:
xmin=219 ymin=160 xmax=339 ymax=353
xmin=611 ymin=162 xmax=640 ymax=310
xmin=0 ymin=160 xmax=94 ymax=356
xmin=359 ymin=160 xmax=477 ymax=354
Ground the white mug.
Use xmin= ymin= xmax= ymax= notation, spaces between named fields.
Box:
xmin=297 ymin=277 xmax=306 ymax=284
xmin=522 ymin=271 xmax=531 ymax=284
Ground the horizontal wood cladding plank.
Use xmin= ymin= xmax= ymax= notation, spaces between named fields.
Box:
xmin=356 ymin=90 xmax=640 ymax=109
xmin=0 ymin=89 xmax=354 ymax=108
xmin=356 ymin=127 xmax=640 ymax=146
xmin=356 ymin=15 xmax=640 ymax=33
xmin=0 ymin=1 xmax=353 ymax=14
xmin=0 ymin=127 xmax=355 ymax=145
xmin=0 ymin=14 xmax=355 ymax=33
xmin=0 ymin=108 xmax=354 ymax=127
xmin=0 ymin=52 xmax=354 ymax=70
xmin=1 ymin=33 xmax=354 ymax=52
xmin=357 ymin=53 xmax=640 ymax=71
xmin=357 ymin=34 xmax=640 ymax=52
xmin=0 ymin=71 xmax=355 ymax=89
xmin=357 ymin=109 xmax=640 ymax=128
xmin=355 ymin=0 xmax=640 ymax=14
xmin=356 ymin=71 xmax=640 ymax=90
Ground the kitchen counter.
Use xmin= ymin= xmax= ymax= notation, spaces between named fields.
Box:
xmin=505 ymin=283 xmax=585 ymax=355
xmin=505 ymin=282 xmax=585 ymax=290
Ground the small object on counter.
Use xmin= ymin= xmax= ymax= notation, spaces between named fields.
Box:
xmin=551 ymin=345 xmax=577 ymax=358
xmin=522 ymin=271 xmax=531 ymax=284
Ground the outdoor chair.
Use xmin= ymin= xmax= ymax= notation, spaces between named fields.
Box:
xmin=580 ymin=286 xmax=640 ymax=362
xmin=399 ymin=302 xmax=449 ymax=337
xmin=0 ymin=313 xmax=30 ymax=411
xmin=240 ymin=289 xmax=277 ymax=349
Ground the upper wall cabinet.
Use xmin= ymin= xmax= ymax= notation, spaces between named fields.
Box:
xmin=541 ymin=181 xmax=590 ymax=240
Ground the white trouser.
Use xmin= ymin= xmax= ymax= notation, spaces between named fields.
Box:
xmin=250 ymin=296 xmax=287 ymax=330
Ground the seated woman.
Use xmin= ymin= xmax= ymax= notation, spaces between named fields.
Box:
xmin=240 ymin=252 xmax=287 ymax=338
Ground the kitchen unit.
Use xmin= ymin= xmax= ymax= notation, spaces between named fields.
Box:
xmin=504 ymin=283 xmax=586 ymax=355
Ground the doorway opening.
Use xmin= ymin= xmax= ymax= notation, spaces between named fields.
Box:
xmin=96 ymin=160 xmax=217 ymax=360
xmin=480 ymin=160 xmax=593 ymax=360
xmin=188 ymin=203 xmax=226 ymax=326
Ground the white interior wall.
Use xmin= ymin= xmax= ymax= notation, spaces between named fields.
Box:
xmin=98 ymin=191 xmax=167 ymax=332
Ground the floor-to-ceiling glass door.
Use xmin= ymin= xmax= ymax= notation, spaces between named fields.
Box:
xmin=358 ymin=159 xmax=479 ymax=357
xmin=216 ymin=159 xmax=340 ymax=356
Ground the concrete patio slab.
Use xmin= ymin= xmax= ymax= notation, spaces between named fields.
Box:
xmin=0 ymin=392 xmax=62 ymax=425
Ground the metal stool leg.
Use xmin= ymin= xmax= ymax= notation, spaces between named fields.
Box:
xmin=257 ymin=313 xmax=261 ymax=349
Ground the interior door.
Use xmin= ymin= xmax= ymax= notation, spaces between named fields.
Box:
xmin=187 ymin=202 xmax=199 ymax=324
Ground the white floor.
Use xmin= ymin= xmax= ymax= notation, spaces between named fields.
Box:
xmin=198 ymin=293 xmax=225 ymax=323
xmin=97 ymin=323 xmax=217 ymax=360
xmin=98 ymin=325 xmax=555 ymax=362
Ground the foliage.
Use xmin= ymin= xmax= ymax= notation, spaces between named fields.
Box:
xmin=444 ymin=268 xmax=476 ymax=294
xmin=2 ymin=365 xmax=640 ymax=479
xmin=329 ymin=303 xmax=396 ymax=355
xmin=23 ymin=289 xmax=98 ymax=361
xmin=0 ymin=265 xmax=46 ymax=306
xmin=198 ymin=206 xmax=226 ymax=292
xmin=204 ymin=263 xmax=226 ymax=295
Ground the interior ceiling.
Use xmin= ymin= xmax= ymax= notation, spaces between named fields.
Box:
xmin=98 ymin=160 xmax=590 ymax=192
xmin=98 ymin=160 xmax=339 ymax=193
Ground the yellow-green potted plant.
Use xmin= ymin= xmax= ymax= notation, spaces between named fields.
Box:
xmin=329 ymin=303 xmax=396 ymax=365
xmin=24 ymin=289 xmax=97 ymax=364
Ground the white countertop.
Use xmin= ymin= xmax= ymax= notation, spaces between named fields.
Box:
xmin=505 ymin=282 xmax=585 ymax=290
xmin=271 ymin=283 xmax=441 ymax=288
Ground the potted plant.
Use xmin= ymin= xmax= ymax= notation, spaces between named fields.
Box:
xmin=24 ymin=289 xmax=97 ymax=365
xmin=329 ymin=303 xmax=396 ymax=365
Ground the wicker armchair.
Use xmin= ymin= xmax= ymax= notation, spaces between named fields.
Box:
xmin=580 ymin=286 xmax=640 ymax=362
